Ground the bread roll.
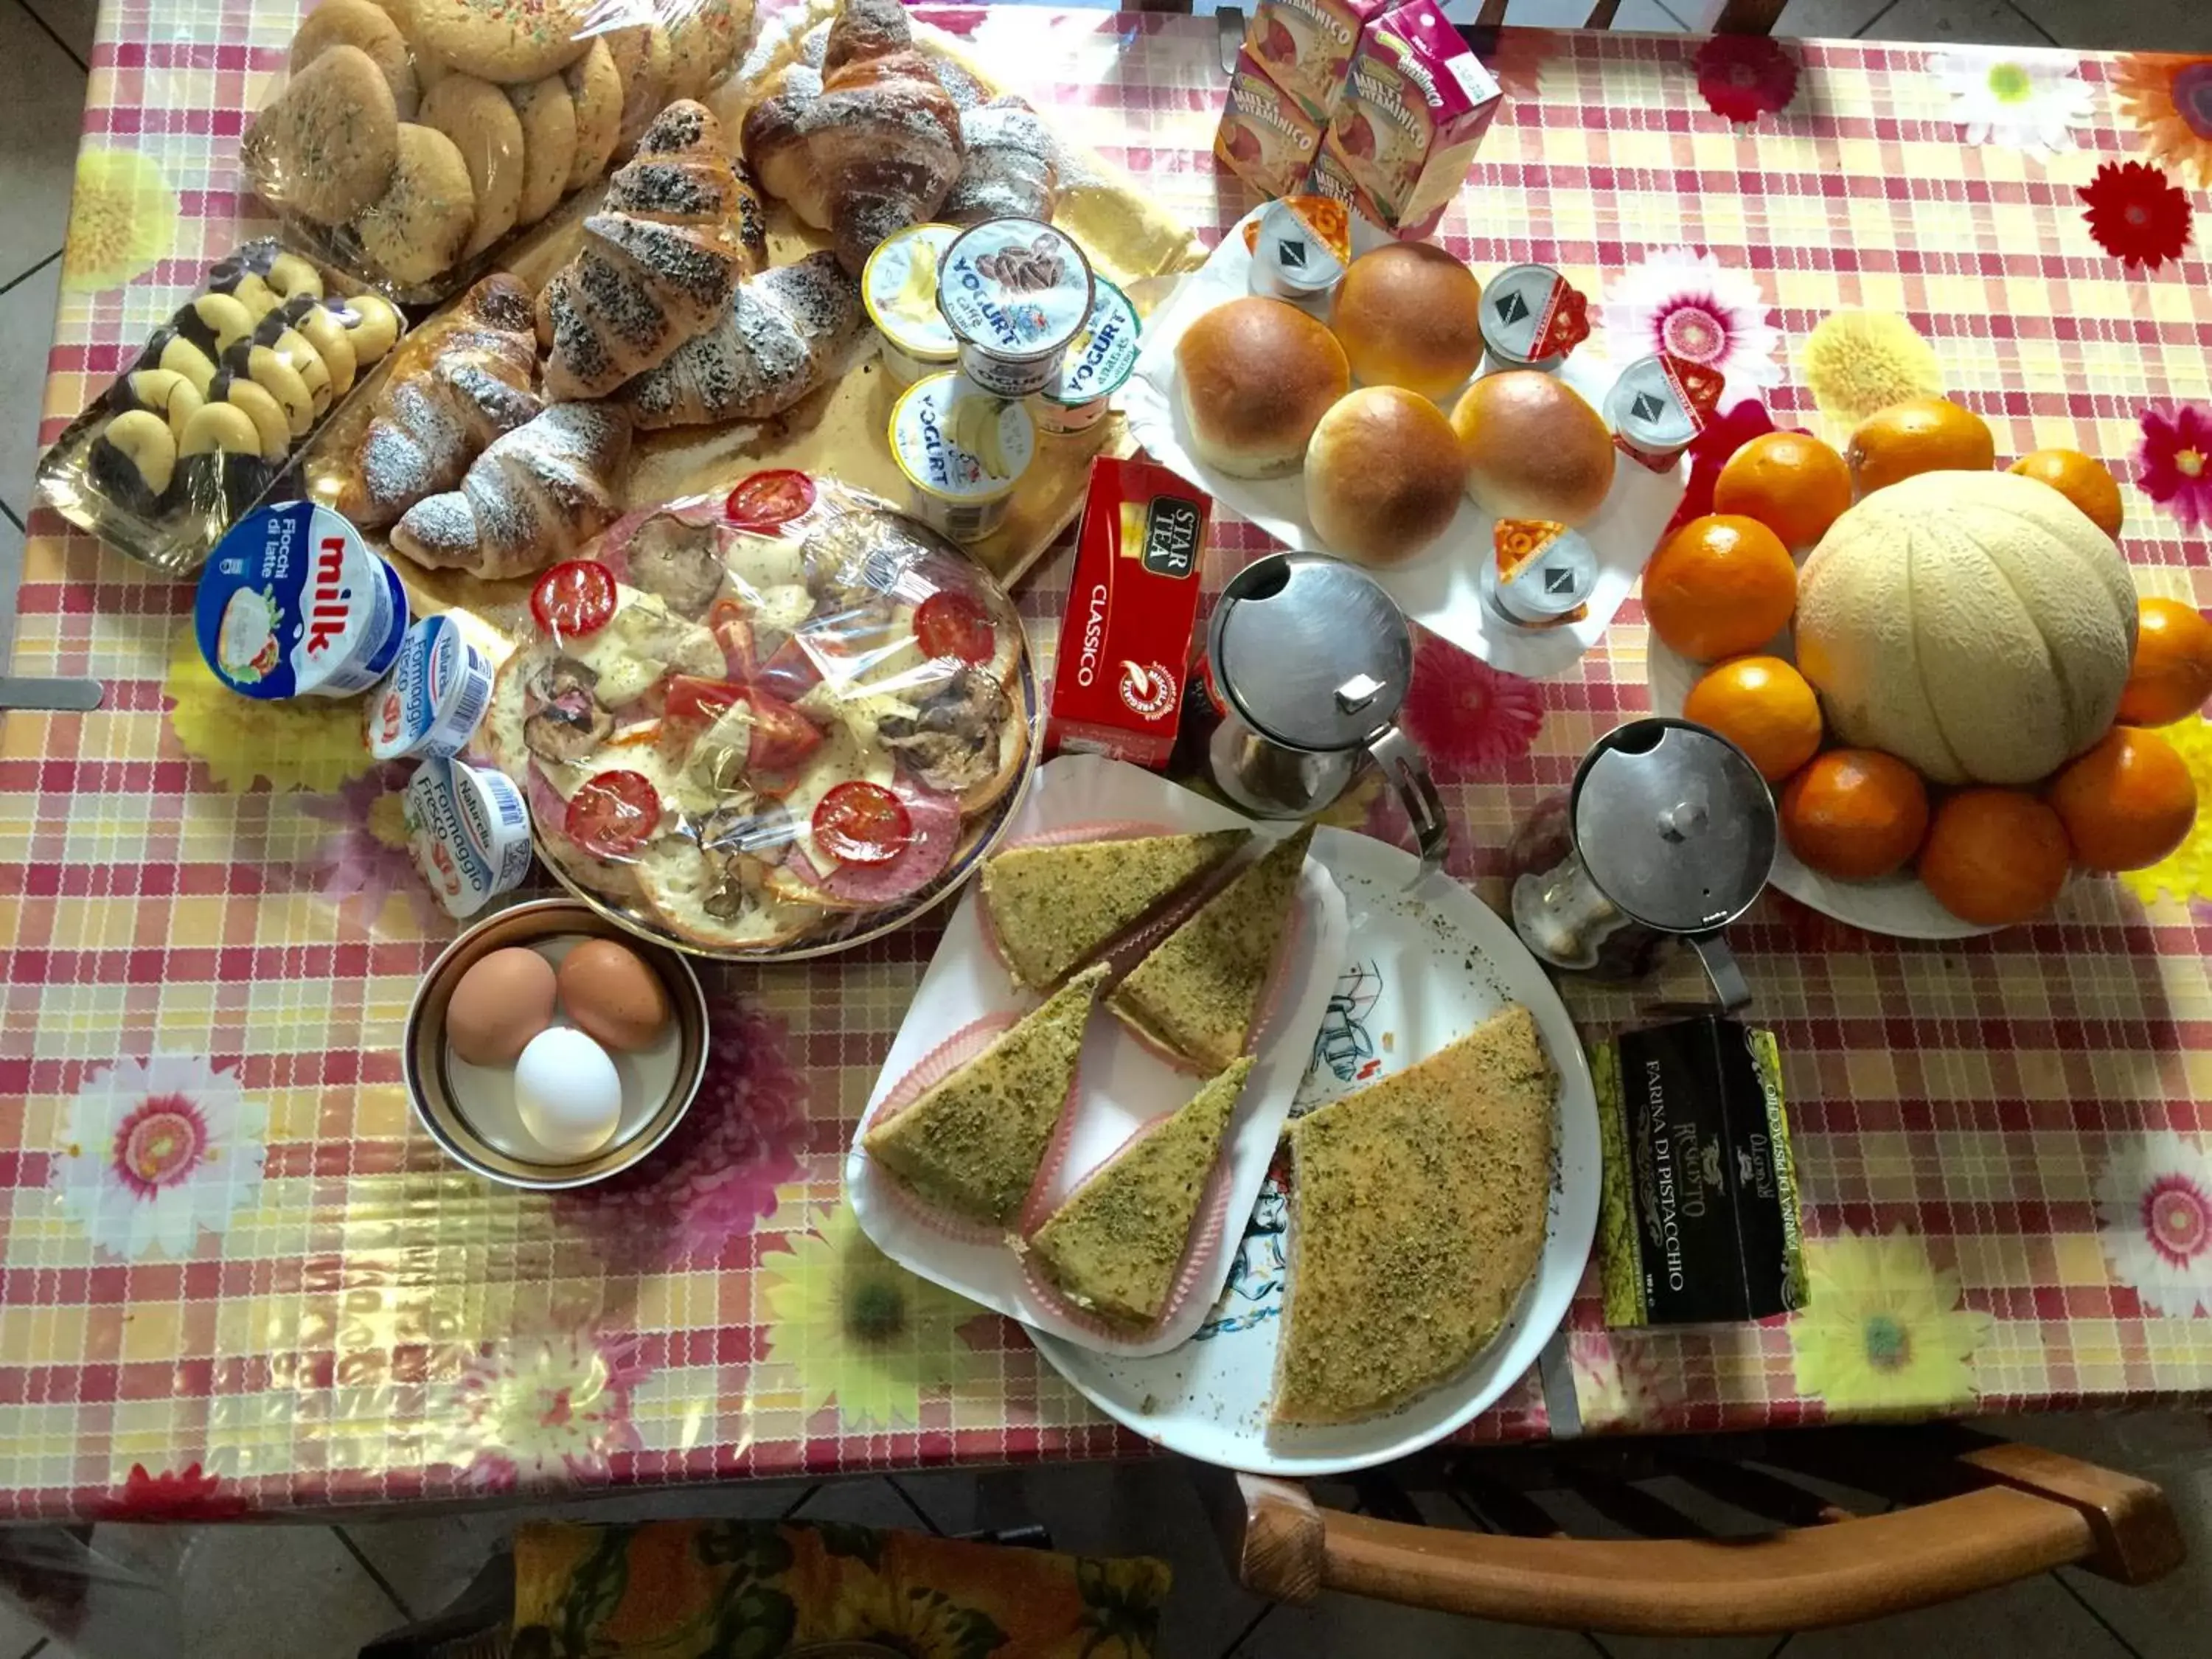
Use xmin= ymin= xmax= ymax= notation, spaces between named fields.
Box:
xmin=1331 ymin=243 xmax=1484 ymax=401
xmin=1175 ymin=297 xmax=1349 ymax=479
xmin=1452 ymin=371 xmax=1614 ymax=526
xmin=1305 ymin=387 xmax=1464 ymax=566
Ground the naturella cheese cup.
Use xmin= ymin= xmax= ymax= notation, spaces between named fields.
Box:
xmin=890 ymin=371 xmax=1037 ymax=544
xmin=403 ymin=756 xmax=532 ymax=919
xmin=195 ymin=501 xmax=406 ymax=699
xmin=366 ymin=614 xmax=495 ymax=762
xmin=936 ymin=218 xmax=1095 ymax=399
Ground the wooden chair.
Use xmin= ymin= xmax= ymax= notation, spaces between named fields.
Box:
xmin=1196 ymin=1424 xmax=2185 ymax=1636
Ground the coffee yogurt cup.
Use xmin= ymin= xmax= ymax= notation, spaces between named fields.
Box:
xmin=936 ymin=218 xmax=1096 ymax=400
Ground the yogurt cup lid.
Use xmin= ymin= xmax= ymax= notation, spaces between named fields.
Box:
xmin=890 ymin=372 xmax=1037 ymax=505
xmin=195 ymin=501 xmax=406 ymax=700
xmin=1042 ymin=278 xmax=1142 ymax=408
xmin=936 ymin=219 xmax=1095 ymax=364
xmin=404 ymin=757 xmax=534 ymax=919
xmin=863 ymin=223 xmax=962 ymax=360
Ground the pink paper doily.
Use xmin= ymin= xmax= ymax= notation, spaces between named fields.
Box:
xmin=974 ymin=818 xmax=1181 ymax=979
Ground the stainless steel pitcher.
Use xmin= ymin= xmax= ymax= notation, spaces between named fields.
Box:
xmin=1194 ymin=553 xmax=1449 ymax=879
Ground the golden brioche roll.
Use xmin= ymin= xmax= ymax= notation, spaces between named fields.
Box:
xmin=1330 ymin=243 xmax=1484 ymax=400
xmin=1305 ymin=387 xmax=1465 ymax=566
xmin=1451 ymin=371 xmax=1614 ymax=526
xmin=1176 ymin=297 xmax=1349 ymax=479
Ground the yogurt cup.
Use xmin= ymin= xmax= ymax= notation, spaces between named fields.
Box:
xmin=889 ymin=370 xmax=1037 ymax=544
xmin=195 ymin=501 xmax=407 ymax=699
xmin=366 ymin=615 xmax=495 ymax=762
xmin=1248 ymin=196 xmax=1346 ymax=308
xmin=1034 ymin=278 xmax=1141 ymax=437
xmin=1483 ymin=523 xmax=1599 ymax=630
xmin=936 ymin=218 xmax=1096 ymax=400
xmin=1478 ymin=263 xmax=1591 ymax=375
xmin=862 ymin=223 xmax=962 ymax=389
xmin=404 ymin=756 xmax=534 ymax=919
xmin=1606 ymin=352 xmax=1725 ymax=473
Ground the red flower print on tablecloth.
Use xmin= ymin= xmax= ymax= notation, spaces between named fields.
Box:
xmin=2111 ymin=54 xmax=2212 ymax=189
xmin=95 ymin=1462 xmax=248 ymax=1522
xmin=1663 ymin=399 xmax=1807 ymax=537
xmin=2097 ymin=1133 xmax=2212 ymax=1317
xmin=2079 ymin=161 xmax=2194 ymax=271
xmin=442 ymin=1330 xmax=647 ymax=1491
xmin=296 ymin=767 xmax=442 ymax=934
xmin=1399 ymin=627 xmax=1545 ymax=779
xmin=556 ymin=999 xmax=809 ymax=1266
xmin=1694 ymin=35 xmax=1801 ymax=126
xmin=1569 ymin=1329 xmax=1688 ymax=1432
xmin=52 ymin=1055 xmax=268 ymax=1260
xmin=2135 ymin=403 xmax=2212 ymax=533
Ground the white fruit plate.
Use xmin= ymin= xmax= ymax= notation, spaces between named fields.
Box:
xmin=1646 ymin=639 xmax=2002 ymax=940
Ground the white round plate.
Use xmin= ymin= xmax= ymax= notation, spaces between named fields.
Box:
xmin=1645 ymin=640 xmax=2000 ymax=940
xmin=1028 ymin=827 xmax=1600 ymax=1476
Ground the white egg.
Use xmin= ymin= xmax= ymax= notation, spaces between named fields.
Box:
xmin=512 ymin=1026 xmax=624 ymax=1159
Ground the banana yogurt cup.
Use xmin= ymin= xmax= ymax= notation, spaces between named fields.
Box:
xmin=889 ymin=370 xmax=1037 ymax=545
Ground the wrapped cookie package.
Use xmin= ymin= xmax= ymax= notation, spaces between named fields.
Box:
xmin=35 ymin=240 xmax=407 ymax=574
xmin=240 ymin=0 xmax=759 ymax=302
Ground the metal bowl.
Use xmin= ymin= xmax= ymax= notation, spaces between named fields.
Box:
xmin=403 ymin=898 xmax=709 ymax=1189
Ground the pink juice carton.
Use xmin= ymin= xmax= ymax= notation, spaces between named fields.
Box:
xmin=1215 ymin=46 xmax=1326 ymax=200
xmin=1242 ymin=0 xmax=1392 ymax=123
xmin=1319 ymin=1 xmax=1503 ymax=240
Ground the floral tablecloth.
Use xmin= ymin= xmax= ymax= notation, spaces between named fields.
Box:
xmin=3 ymin=3 xmax=2211 ymax=1521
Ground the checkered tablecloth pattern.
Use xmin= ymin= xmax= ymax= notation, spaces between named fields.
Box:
xmin=0 ymin=2 xmax=2208 ymax=1520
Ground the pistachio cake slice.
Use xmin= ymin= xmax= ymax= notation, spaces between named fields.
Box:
xmin=1107 ymin=825 xmax=1312 ymax=1074
xmin=863 ymin=964 xmax=1108 ymax=1228
xmin=1272 ymin=1003 xmax=1556 ymax=1428
xmin=1029 ymin=1057 xmax=1256 ymax=1328
xmin=981 ymin=829 xmax=1249 ymax=991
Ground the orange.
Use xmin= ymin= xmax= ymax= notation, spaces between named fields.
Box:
xmin=2046 ymin=726 xmax=2199 ymax=872
xmin=1918 ymin=788 xmax=2072 ymax=927
xmin=1711 ymin=431 xmax=1854 ymax=550
xmin=2008 ymin=448 xmax=2124 ymax=538
xmin=2117 ymin=597 xmax=2212 ymax=727
xmin=1683 ymin=655 xmax=1823 ymax=782
xmin=1779 ymin=749 xmax=1931 ymax=880
xmin=1846 ymin=397 xmax=1997 ymax=495
xmin=1641 ymin=515 xmax=1798 ymax=662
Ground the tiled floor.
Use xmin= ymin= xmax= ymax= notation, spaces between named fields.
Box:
xmin=1 ymin=0 xmax=2210 ymax=1653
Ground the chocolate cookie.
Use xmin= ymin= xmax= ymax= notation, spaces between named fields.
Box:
xmin=359 ymin=122 xmax=478 ymax=285
xmin=245 ymin=44 xmax=400 ymax=226
xmin=291 ymin=0 xmax=420 ymax=121
xmin=420 ymin=72 xmax=526 ymax=257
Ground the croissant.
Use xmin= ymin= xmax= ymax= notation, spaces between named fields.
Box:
xmin=739 ymin=0 xmax=964 ymax=275
xmin=335 ymin=274 xmax=540 ymax=529
xmin=538 ymin=100 xmax=762 ymax=401
xmin=943 ymin=97 xmax=1057 ymax=226
xmin=389 ymin=402 xmax=633 ymax=581
xmin=617 ymin=251 xmax=866 ymax=430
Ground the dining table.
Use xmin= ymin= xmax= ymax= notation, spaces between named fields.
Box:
xmin=2 ymin=0 xmax=2210 ymax=1523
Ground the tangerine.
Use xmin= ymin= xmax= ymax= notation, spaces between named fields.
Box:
xmin=1683 ymin=655 xmax=1824 ymax=782
xmin=1846 ymin=397 xmax=1997 ymax=495
xmin=2046 ymin=726 xmax=2199 ymax=872
xmin=1642 ymin=515 xmax=1798 ymax=662
xmin=1918 ymin=788 xmax=2072 ymax=926
xmin=2008 ymin=448 xmax=2124 ymax=538
xmin=1712 ymin=431 xmax=1854 ymax=549
xmin=2117 ymin=597 xmax=2212 ymax=727
xmin=1779 ymin=749 xmax=1931 ymax=880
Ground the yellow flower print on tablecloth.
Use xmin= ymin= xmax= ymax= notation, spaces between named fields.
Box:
xmin=2122 ymin=717 xmax=2212 ymax=908
xmin=1790 ymin=1227 xmax=1993 ymax=1413
xmin=62 ymin=149 xmax=177 ymax=291
xmin=163 ymin=622 xmax=375 ymax=794
xmin=1800 ymin=311 xmax=1944 ymax=430
xmin=759 ymin=1189 xmax=984 ymax=1429
xmin=2111 ymin=55 xmax=2212 ymax=189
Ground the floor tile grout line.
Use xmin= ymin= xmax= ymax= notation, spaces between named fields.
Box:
xmin=2048 ymin=1567 xmax=2149 ymax=1659
xmin=779 ymin=1481 xmax=823 ymax=1520
xmin=1583 ymin=1632 xmax=1615 ymax=1658
xmin=333 ymin=1523 xmax=418 ymax=1623
xmin=0 ymin=498 xmax=23 ymax=533
xmin=1853 ymin=0 xmax=1901 ymax=38
xmin=1767 ymin=1632 xmax=1796 ymax=1659
xmin=7 ymin=0 xmax=83 ymax=72
xmin=20 ymin=1639 xmax=46 ymax=1659
xmin=0 ymin=249 xmax=62 ymax=301
xmin=1216 ymin=1600 xmax=1275 ymax=1658
xmin=885 ymin=1475 xmax=945 ymax=1535
xmin=1999 ymin=0 xmax=2060 ymax=48
xmin=1653 ymin=1 xmax=1692 ymax=29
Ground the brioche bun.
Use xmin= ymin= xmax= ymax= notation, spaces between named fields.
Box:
xmin=1330 ymin=243 xmax=1484 ymax=400
xmin=1176 ymin=297 xmax=1349 ymax=478
xmin=1304 ymin=386 xmax=1465 ymax=566
xmin=1451 ymin=371 xmax=1614 ymax=526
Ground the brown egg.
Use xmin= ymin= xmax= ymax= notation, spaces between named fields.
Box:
xmin=557 ymin=939 xmax=670 ymax=1053
xmin=445 ymin=947 xmax=558 ymax=1066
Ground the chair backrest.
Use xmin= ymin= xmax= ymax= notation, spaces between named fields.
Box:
xmin=1196 ymin=1425 xmax=2184 ymax=1637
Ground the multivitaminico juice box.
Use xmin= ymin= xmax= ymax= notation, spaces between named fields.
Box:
xmin=1215 ymin=46 xmax=1326 ymax=199
xmin=1241 ymin=0 xmax=1393 ymax=124
xmin=1317 ymin=1 xmax=1503 ymax=239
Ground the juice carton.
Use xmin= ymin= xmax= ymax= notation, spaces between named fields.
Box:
xmin=1320 ymin=1 xmax=1503 ymax=239
xmin=1242 ymin=0 xmax=1393 ymax=124
xmin=1046 ymin=457 xmax=1212 ymax=771
xmin=1214 ymin=46 xmax=1326 ymax=200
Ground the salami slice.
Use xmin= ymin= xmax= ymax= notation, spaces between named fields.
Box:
xmin=819 ymin=779 xmax=961 ymax=907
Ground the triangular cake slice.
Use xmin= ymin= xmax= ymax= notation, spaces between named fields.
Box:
xmin=863 ymin=965 xmax=1108 ymax=1227
xmin=982 ymin=830 xmax=1249 ymax=991
xmin=1107 ymin=825 xmax=1312 ymax=1073
xmin=1272 ymin=1004 xmax=1556 ymax=1428
xmin=1029 ymin=1057 xmax=1256 ymax=1328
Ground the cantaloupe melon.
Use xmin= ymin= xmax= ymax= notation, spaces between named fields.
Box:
xmin=1794 ymin=471 xmax=2138 ymax=785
